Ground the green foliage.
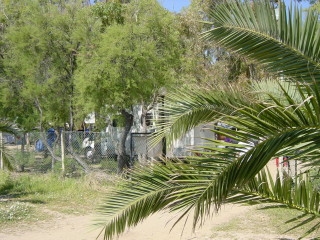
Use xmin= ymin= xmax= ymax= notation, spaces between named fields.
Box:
xmin=76 ymin=0 xmax=181 ymax=117
xmin=177 ymin=0 xmax=266 ymax=87
xmin=202 ymin=0 xmax=320 ymax=84
xmin=309 ymin=2 xmax=320 ymax=11
xmin=0 ymin=171 xmax=113 ymax=223
xmin=309 ymin=168 xmax=320 ymax=192
xmin=99 ymin=158 xmax=118 ymax=174
xmin=240 ymin=169 xmax=320 ymax=216
xmin=0 ymin=171 xmax=14 ymax=194
xmin=92 ymin=1 xmax=125 ymax=31
xmin=12 ymin=151 xmax=33 ymax=171
xmin=0 ymin=0 xmax=99 ymax=129
xmin=0 ymin=172 xmax=110 ymax=203
xmin=53 ymin=158 xmax=83 ymax=176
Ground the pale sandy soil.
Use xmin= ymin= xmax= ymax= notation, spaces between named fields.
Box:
xmin=0 ymin=204 xmax=298 ymax=240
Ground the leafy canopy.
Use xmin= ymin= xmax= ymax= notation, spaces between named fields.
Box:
xmin=75 ymin=0 xmax=182 ymax=117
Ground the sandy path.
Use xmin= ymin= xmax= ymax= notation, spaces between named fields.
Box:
xmin=0 ymin=204 xmax=252 ymax=240
xmin=118 ymin=204 xmax=250 ymax=240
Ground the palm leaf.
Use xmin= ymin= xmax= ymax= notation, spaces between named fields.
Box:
xmin=235 ymin=169 xmax=320 ymax=237
xmin=151 ymin=85 xmax=255 ymax=148
xmin=0 ymin=149 xmax=13 ymax=171
xmin=99 ymin=127 xmax=320 ymax=239
xmin=99 ymin=81 xmax=320 ymax=237
xmin=96 ymin=161 xmax=185 ymax=240
xmin=202 ymin=1 xmax=320 ymax=83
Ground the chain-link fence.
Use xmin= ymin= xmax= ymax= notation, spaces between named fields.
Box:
xmin=130 ymin=133 xmax=162 ymax=163
xmin=0 ymin=131 xmax=163 ymax=176
xmin=1 ymin=131 xmax=62 ymax=173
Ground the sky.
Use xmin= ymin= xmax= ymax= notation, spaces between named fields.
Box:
xmin=157 ymin=0 xmax=190 ymax=12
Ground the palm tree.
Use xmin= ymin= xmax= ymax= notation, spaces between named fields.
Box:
xmin=96 ymin=1 xmax=320 ymax=239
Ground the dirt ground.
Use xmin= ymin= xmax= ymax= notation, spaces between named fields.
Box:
xmin=0 ymin=204 xmax=301 ymax=240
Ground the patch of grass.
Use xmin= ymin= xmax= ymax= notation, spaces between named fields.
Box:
xmin=0 ymin=171 xmax=14 ymax=194
xmin=212 ymin=204 xmax=320 ymax=239
xmin=0 ymin=171 xmax=113 ymax=219
xmin=99 ymin=158 xmax=118 ymax=173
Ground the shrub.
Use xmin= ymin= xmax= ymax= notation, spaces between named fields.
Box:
xmin=0 ymin=171 xmax=14 ymax=194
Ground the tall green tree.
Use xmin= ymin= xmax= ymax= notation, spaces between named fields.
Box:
xmin=0 ymin=0 xmax=98 ymax=130
xmin=75 ymin=0 xmax=182 ymax=172
xmin=97 ymin=1 xmax=320 ymax=239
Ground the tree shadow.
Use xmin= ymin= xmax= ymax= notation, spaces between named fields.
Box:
xmin=0 ymin=193 xmax=46 ymax=204
xmin=256 ymin=205 xmax=320 ymax=239
xmin=0 ymin=192 xmax=28 ymax=200
xmin=19 ymin=199 xmax=46 ymax=204
xmin=256 ymin=204 xmax=289 ymax=210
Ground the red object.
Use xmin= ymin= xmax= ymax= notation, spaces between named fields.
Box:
xmin=275 ymin=157 xmax=279 ymax=167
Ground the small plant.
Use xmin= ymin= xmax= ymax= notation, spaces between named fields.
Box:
xmin=0 ymin=202 xmax=33 ymax=221
xmin=0 ymin=171 xmax=14 ymax=194
xmin=53 ymin=158 xmax=83 ymax=177
xmin=13 ymin=151 xmax=31 ymax=172
xmin=99 ymin=158 xmax=118 ymax=173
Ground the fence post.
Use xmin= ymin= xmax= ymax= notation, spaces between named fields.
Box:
xmin=0 ymin=132 xmax=3 ymax=170
xmin=61 ymin=130 xmax=65 ymax=173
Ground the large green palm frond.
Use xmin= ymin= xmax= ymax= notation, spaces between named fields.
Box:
xmin=252 ymin=79 xmax=302 ymax=103
xmin=98 ymin=131 xmax=320 ymax=240
xmin=98 ymin=142 xmax=320 ymax=240
xmin=96 ymin=156 xmax=232 ymax=240
xmin=202 ymin=0 xmax=320 ymax=83
xmin=159 ymin=82 xmax=320 ymax=230
xmin=100 ymin=83 xmax=320 ymax=239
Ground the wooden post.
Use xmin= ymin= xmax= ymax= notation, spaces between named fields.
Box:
xmin=0 ymin=132 xmax=3 ymax=170
xmin=61 ymin=130 xmax=65 ymax=173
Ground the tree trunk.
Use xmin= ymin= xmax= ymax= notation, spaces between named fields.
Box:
xmin=139 ymin=106 xmax=148 ymax=163
xmin=117 ymin=109 xmax=133 ymax=173
xmin=26 ymin=133 xmax=30 ymax=151
xmin=18 ymin=132 xmax=27 ymax=172
xmin=141 ymin=107 xmax=147 ymax=133
xmin=69 ymin=98 xmax=74 ymax=131
xmin=21 ymin=133 xmax=26 ymax=152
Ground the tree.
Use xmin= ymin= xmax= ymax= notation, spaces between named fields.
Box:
xmin=75 ymin=0 xmax=182 ymax=172
xmin=97 ymin=1 xmax=320 ymax=239
xmin=0 ymin=0 xmax=98 ymax=130
xmin=0 ymin=0 xmax=100 ymax=171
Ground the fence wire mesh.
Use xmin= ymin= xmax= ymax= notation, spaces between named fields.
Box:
xmin=0 ymin=131 xmax=163 ymax=175
xmin=130 ymin=133 xmax=162 ymax=163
